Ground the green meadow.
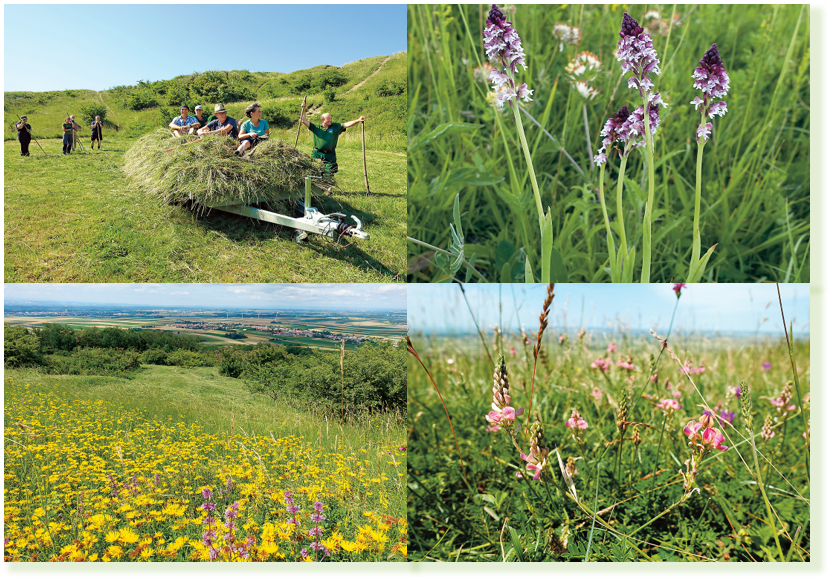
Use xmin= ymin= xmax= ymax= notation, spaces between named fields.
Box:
xmin=5 ymin=54 xmax=406 ymax=283
xmin=407 ymin=5 xmax=809 ymax=283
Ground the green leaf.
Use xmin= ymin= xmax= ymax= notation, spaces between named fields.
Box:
xmin=540 ymin=210 xmax=554 ymax=283
xmin=508 ymin=526 xmax=524 ymax=562
xmin=549 ymin=247 xmax=568 ymax=283
xmin=409 ymin=122 xmax=482 ymax=152
xmin=483 ymin=506 xmax=499 ymax=521
xmin=525 ymin=255 xmax=535 ymax=283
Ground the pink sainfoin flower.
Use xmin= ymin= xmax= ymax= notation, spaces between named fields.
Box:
xmin=607 ymin=343 xmax=618 ymax=352
xmin=616 ymin=356 xmax=635 ymax=370
xmin=803 ymin=420 xmax=810 ymax=451
xmin=762 ymin=361 xmax=772 ymax=372
xmin=673 ymin=282 xmax=687 ymax=298
xmin=679 ymin=360 xmax=705 ymax=375
xmin=658 ymin=398 xmax=682 ymax=413
xmin=486 ymin=354 xmax=523 ymax=431
xmin=591 ymin=357 xmax=612 ymax=372
xmin=509 ymin=346 xmax=517 ymax=355
xmin=768 ymin=383 xmax=797 ymax=415
xmin=680 ymin=413 xmax=728 ymax=501
xmin=650 ymin=374 xmax=658 ymax=383
xmin=484 ymin=5 xmax=533 ymax=108
xmin=565 ymin=409 xmax=589 ymax=430
xmin=518 ymin=421 xmax=549 ymax=481
xmin=589 ymin=387 xmax=603 ymax=401
xmin=683 ymin=413 xmax=728 ymax=451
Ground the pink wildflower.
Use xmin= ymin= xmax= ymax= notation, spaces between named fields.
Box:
xmin=589 ymin=387 xmax=603 ymax=401
xmin=607 ymin=343 xmax=618 ymax=352
xmin=658 ymin=398 xmax=681 ymax=412
xmin=701 ymin=427 xmax=728 ymax=451
xmin=762 ymin=361 xmax=772 ymax=371
xmin=510 ymin=347 xmax=517 ymax=355
xmin=565 ymin=409 xmax=589 ymax=430
xmin=768 ymin=396 xmax=796 ymax=412
xmin=673 ymin=282 xmax=686 ymax=298
xmin=650 ymin=374 xmax=658 ymax=383
xmin=617 ymin=359 xmax=635 ymax=370
xmin=591 ymin=357 xmax=611 ymax=372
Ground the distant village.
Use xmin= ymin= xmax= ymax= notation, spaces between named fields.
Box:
xmin=171 ymin=321 xmax=375 ymax=344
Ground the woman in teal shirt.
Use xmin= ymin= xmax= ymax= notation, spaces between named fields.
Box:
xmin=235 ymin=103 xmax=270 ymax=156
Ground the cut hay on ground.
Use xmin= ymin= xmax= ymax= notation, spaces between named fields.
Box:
xmin=123 ymin=129 xmax=336 ymax=208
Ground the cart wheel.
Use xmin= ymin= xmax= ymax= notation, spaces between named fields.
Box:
xmin=295 ymin=230 xmax=308 ymax=243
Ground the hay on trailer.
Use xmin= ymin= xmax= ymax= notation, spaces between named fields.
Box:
xmin=123 ymin=129 xmax=336 ymax=209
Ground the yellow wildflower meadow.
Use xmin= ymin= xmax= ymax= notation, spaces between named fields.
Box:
xmin=3 ymin=377 xmax=406 ymax=562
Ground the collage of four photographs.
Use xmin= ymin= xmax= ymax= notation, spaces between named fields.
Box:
xmin=2 ymin=1 xmax=817 ymax=572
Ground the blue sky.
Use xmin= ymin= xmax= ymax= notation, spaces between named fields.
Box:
xmin=3 ymin=4 xmax=406 ymax=92
xmin=408 ymin=284 xmax=811 ymax=336
xmin=4 ymin=284 xmax=406 ymax=310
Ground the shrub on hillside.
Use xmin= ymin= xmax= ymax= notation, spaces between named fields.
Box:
xmin=260 ymin=104 xmax=295 ymax=129
xmin=313 ymin=69 xmax=348 ymax=91
xmin=324 ymin=86 xmax=337 ymax=104
xmin=4 ymin=324 xmax=44 ymax=369
xmin=46 ymin=348 xmax=141 ymax=376
xmin=218 ymin=348 xmax=246 ymax=378
xmin=79 ymin=104 xmax=107 ymax=125
xmin=36 ymin=323 xmax=78 ymax=354
xmin=165 ymin=349 xmax=211 ymax=368
xmin=140 ymin=349 xmax=169 ymax=365
xmin=375 ymin=80 xmax=406 ymax=97
xmin=127 ymin=91 xmax=158 ymax=111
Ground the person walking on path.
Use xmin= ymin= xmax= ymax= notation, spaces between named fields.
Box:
xmin=61 ymin=117 xmax=74 ymax=155
xmin=300 ymin=111 xmax=365 ymax=176
xmin=235 ymin=102 xmax=270 ymax=156
xmin=16 ymin=115 xmax=32 ymax=156
xmin=70 ymin=115 xmax=81 ymax=151
xmin=90 ymin=116 xmax=104 ymax=149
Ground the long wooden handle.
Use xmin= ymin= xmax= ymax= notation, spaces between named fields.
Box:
xmin=293 ymin=95 xmax=307 ymax=148
xmin=362 ymin=121 xmax=370 ymax=195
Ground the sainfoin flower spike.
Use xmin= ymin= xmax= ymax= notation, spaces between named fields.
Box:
xmin=483 ymin=5 xmax=532 ymax=108
xmin=518 ymin=421 xmax=550 ymax=480
xmin=485 ymin=353 xmax=523 ymax=430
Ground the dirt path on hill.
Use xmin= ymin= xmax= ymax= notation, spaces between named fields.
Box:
xmin=344 ymin=55 xmax=394 ymax=95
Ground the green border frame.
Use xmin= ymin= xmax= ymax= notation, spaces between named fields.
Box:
xmin=3 ymin=3 xmax=829 ymax=578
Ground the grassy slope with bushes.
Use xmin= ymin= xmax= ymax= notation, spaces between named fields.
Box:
xmin=4 ymin=54 xmax=406 ymax=283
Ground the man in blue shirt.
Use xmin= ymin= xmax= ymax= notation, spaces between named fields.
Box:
xmin=197 ymin=104 xmax=238 ymax=139
xmin=169 ymin=105 xmax=198 ymax=137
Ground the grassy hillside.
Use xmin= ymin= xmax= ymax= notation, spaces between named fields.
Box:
xmin=4 ymin=53 xmax=406 ymax=151
xmin=4 ymin=366 xmax=407 ymax=561
xmin=4 ymin=54 xmax=407 ymax=283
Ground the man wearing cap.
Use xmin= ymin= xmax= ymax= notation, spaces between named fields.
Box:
xmin=300 ymin=111 xmax=366 ymax=175
xmin=16 ymin=116 xmax=32 ymax=157
xmin=193 ymin=105 xmax=209 ymax=130
xmin=197 ymin=104 xmax=238 ymax=138
xmin=70 ymin=115 xmax=82 ymax=151
xmin=90 ymin=116 xmax=104 ymax=150
xmin=169 ymin=105 xmax=198 ymax=137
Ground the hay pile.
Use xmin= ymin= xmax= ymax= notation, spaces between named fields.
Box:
xmin=123 ymin=129 xmax=336 ymax=208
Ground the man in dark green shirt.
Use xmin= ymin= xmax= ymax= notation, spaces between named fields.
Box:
xmin=300 ymin=112 xmax=365 ymax=176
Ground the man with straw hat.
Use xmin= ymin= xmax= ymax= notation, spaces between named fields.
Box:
xmin=169 ymin=105 xmax=198 ymax=137
xmin=16 ymin=115 xmax=32 ymax=157
xmin=197 ymin=104 xmax=238 ymax=138
xmin=300 ymin=111 xmax=365 ymax=175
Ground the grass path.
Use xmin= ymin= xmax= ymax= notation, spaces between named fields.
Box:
xmin=344 ymin=55 xmax=395 ymax=95
xmin=4 ymin=136 xmax=405 ymax=282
